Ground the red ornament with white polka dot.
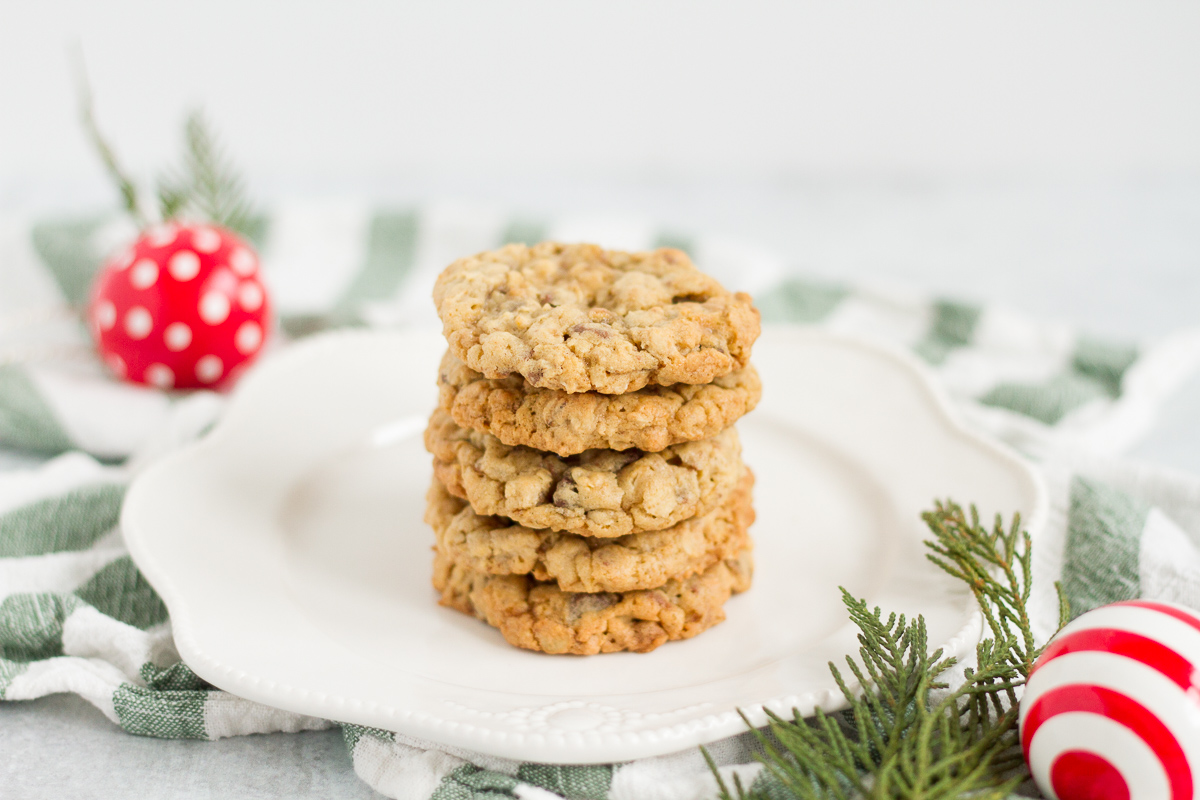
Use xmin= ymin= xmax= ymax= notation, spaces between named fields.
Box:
xmin=88 ymin=222 xmax=270 ymax=390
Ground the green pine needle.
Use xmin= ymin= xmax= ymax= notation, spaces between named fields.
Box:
xmin=707 ymin=500 xmax=1068 ymax=800
xmin=157 ymin=111 xmax=258 ymax=238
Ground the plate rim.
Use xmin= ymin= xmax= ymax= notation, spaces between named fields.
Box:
xmin=122 ymin=324 xmax=1046 ymax=763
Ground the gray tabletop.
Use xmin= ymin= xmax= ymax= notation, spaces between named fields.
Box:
xmin=2 ymin=177 xmax=1199 ymax=798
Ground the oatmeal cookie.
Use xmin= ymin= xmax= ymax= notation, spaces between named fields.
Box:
xmin=425 ymin=408 xmax=742 ymax=537
xmin=427 ymin=469 xmax=754 ymax=593
xmin=437 ymin=350 xmax=762 ymax=456
xmin=432 ymin=242 xmax=761 ymax=394
xmin=433 ymin=546 xmax=754 ymax=655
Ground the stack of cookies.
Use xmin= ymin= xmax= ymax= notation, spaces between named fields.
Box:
xmin=425 ymin=242 xmax=762 ymax=655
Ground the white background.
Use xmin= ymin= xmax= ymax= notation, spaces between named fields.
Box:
xmin=2 ymin=1 xmax=1199 ymax=200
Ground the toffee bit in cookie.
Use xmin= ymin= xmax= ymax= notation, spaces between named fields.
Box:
xmin=570 ymin=322 xmax=611 ymax=339
xmin=566 ymin=593 xmax=619 ymax=625
xmin=551 ymin=474 xmax=577 ymax=508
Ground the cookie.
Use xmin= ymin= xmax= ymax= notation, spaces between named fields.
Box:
xmin=433 ymin=546 xmax=754 ymax=655
xmin=432 ymin=242 xmax=761 ymax=394
xmin=425 ymin=408 xmax=743 ymax=538
xmin=437 ymin=350 xmax=762 ymax=457
xmin=427 ymin=468 xmax=754 ymax=593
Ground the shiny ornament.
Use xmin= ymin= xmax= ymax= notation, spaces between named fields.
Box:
xmin=1020 ymin=599 xmax=1200 ymax=800
xmin=88 ymin=223 xmax=270 ymax=389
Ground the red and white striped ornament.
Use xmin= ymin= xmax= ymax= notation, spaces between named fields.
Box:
xmin=88 ymin=222 xmax=270 ymax=390
xmin=1020 ymin=600 xmax=1200 ymax=800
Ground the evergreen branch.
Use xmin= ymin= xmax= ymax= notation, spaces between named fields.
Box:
xmin=157 ymin=110 xmax=258 ymax=238
xmin=71 ymin=47 xmax=146 ymax=225
xmin=71 ymin=55 xmax=258 ymax=236
xmin=707 ymin=501 xmax=1068 ymax=800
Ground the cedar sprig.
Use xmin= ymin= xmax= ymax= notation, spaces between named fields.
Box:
xmin=705 ymin=501 xmax=1069 ymax=800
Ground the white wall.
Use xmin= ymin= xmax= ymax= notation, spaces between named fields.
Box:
xmin=2 ymin=1 xmax=1199 ymax=206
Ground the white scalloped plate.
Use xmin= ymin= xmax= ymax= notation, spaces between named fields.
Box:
xmin=122 ymin=325 xmax=1045 ymax=764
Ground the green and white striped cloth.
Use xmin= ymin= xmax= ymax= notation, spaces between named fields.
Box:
xmin=3 ymin=202 xmax=1200 ymax=799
